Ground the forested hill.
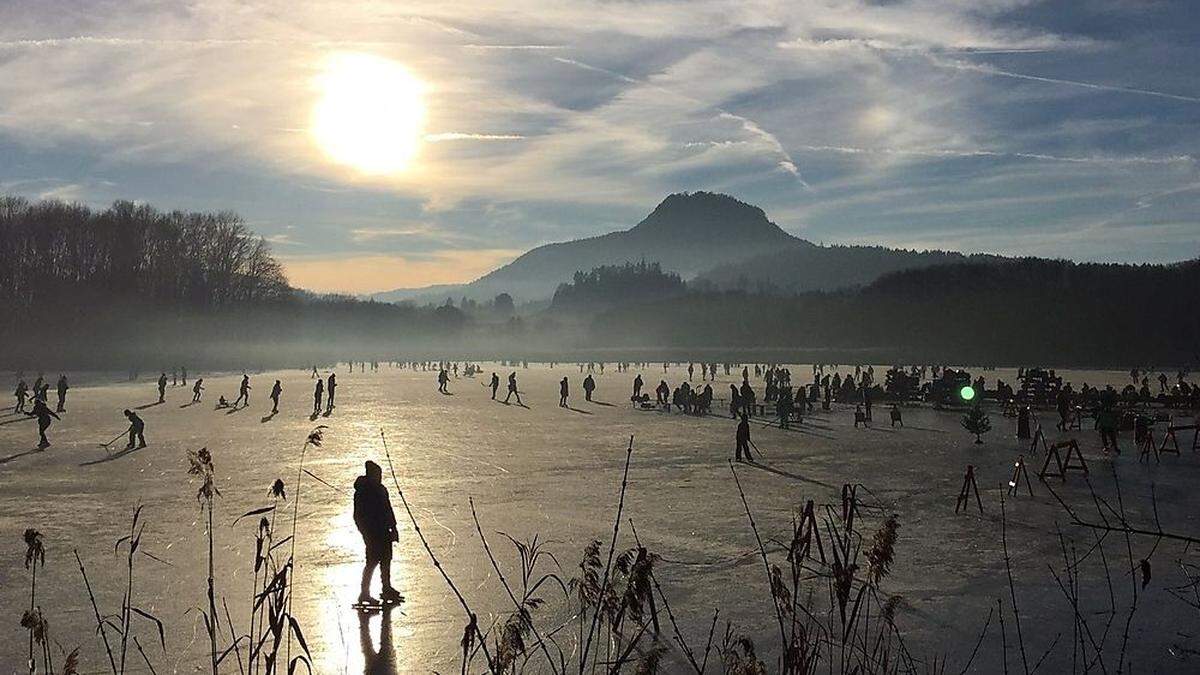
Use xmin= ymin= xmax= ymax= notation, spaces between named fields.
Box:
xmin=584 ymin=258 xmax=1200 ymax=365
xmin=694 ymin=244 xmax=1002 ymax=294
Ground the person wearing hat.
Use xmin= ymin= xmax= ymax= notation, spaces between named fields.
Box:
xmin=354 ymin=460 xmax=402 ymax=604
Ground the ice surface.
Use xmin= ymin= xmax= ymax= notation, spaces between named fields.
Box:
xmin=1 ymin=364 xmax=1197 ymax=672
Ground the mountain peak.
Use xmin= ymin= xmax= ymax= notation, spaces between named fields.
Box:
xmin=629 ymin=191 xmax=799 ymax=243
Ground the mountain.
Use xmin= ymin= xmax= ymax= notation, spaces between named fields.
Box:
xmin=371 ymin=191 xmax=1000 ymax=304
xmin=373 ymin=192 xmax=808 ymax=303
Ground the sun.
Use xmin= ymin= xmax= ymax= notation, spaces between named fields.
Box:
xmin=311 ymin=53 xmax=426 ymax=175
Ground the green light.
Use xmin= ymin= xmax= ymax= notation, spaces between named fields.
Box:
xmin=960 ymin=385 xmax=976 ymax=401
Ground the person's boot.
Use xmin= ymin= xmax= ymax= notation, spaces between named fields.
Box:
xmin=358 ymin=590 xmax=378 ymax=605
xmin=380 ymin=587 xmax=404 ymax=604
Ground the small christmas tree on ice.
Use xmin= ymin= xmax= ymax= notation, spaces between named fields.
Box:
xmin=961 ymin=404 xmax=992 ymax=444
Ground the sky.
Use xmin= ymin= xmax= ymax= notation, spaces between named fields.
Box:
xmin=1 ymin=0 xmax=1198 ymax=294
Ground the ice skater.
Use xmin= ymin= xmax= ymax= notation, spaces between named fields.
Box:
xmin=313 ymin=378 xmax=325 ymax=416
xmin=354 ymin=460 xmax=403 ymax=605
xmin=559 ymin=377 xmax=569 ymax=407
xmin=26 ymin=398 xmax=60 ymax=449
xmin=270 ymin=380 xmax=282 ymax=414
xmin=14 ymin=379 xmax=28 ymax=413
xmin=55 ymin=374 xmax=68 ymax=413
xmin=326 ymin=373 xmax=337 ymax=413
xmin=632 ymin=374 xmax=643 ymax=400
xmin=504 ymin=372 xmax=522 ymax=405
xmin=192 ymin=378 xmax=204 ymax=402
xmin=437 ymin=368 xmax=449 ymax=394
xmin=489 ymin=372 xmax=500 ymax=400
xmin=583 ymin=374 xmax=596 ymax=402
xmin=123 ymin=409 xmax=146 ymax=449
xmin=158 ymin=372 xmax=168 ymax=403
xmin=735 ymin=413 xmax=753 ymax=462
xmin=234 ymin=374 xmax=251 ymax=408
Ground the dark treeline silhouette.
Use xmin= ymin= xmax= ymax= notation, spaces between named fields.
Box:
xmin=0 ymin=196 xmax=289 ymax=309
xmin=693 ymin=243 xmax=1003 ymax=295
xmin=583 ymin=258 xmax=1200 ymax=366
xmin=550 ymin=261 xmax=684 ymax=312
xmin=0 ymin=197 xmax=470 ymax=369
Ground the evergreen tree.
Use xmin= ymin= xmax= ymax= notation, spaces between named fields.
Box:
xmin=961 ymin=404 xmax=992 ymax=444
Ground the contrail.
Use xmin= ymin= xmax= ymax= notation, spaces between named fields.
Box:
xmin=933 ymin=57 xmax=1200 ymax=104
xmin=795 ymin=143 xmax=1195 ymax=166
xmin=552 ymin=57 xmax=809 ymax=186
xmin=425 ymin=132 xmax=525 ymax=141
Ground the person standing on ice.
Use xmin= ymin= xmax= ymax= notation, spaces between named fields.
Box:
xmin=583 ymin=374 xmax=596 ymax=402
xmin=270 ymin=380 xmax=282 ymax=414
xmin=504 ymin=372 xmax=522 ymax=405
xmin=26 ymin=398 xmax=60 ymax=449
xmin=559 ymin=377 xmax=570 ymax=407
xmin=489 ymin=372 xmax=500 ymax=400
xmin=313 ymin=378 xmax=324 ymax=415
xmin=735 ymin=413 xmax=753 ymax=462
xmin=55 ymin=374 xmax=69 ymax=412
xmin=123 ymin=409 xmax=146 ymax=449
xmin=437 ymin=368 xmax=449 ymax=394
xmin=326 ymin=372 xmax=337 ymax=413
xmin=632 ymin=374 xmax=643 ymax=400
xmin=193 ymin=378 xmax=205 ymax=402
xmin=234 ymin=374 xmax=251 ymax=408
xmin=14 ymin=379 xmax=29 ymax=413
xmin=157 ymin=372 xmax=168 ymax=403
xmin=354 ymin=460 xmax=403 ymax=605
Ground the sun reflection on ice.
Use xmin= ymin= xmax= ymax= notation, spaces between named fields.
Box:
xmin=316 ymin=510 xmax=413 ymax=672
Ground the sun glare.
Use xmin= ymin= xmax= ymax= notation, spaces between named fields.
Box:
xmin=311 ymin=53 xmax=426 ymax=175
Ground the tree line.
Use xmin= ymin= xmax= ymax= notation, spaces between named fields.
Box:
xmin=581 ymin=258 xmax=1200 ymax=366
xmin=0 ymin=196 xmax=289 ymax=310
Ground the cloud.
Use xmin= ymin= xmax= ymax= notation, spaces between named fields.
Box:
xmin=0 ymin=0 xmax=1196 ymax=268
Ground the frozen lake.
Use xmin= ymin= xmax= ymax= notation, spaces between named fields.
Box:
xmin=1 ymin=363 xmax=1198 ymax=673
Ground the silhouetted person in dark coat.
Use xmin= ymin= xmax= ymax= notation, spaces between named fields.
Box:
xmin=14 ymin=380 xmax=28 ymax=413
xmin=504 ymin=372 xmax=522 ymax=405
xmin=270 ymin=380 xmax=282 ymax=414
xmin=633 ymin=374 xmax=643 ymax=399
xmin=735 ymin=413 xmax=753 ymax=462
xmin=437 ymin=368 xmax=449 ymax=394
xmin=55 ymin=375 xmax=68 ymax=412
xmin=559 ymin=377 xmax=569 ymax=407
xmin=27 ymin=399 xmax=60 ymax=448
xmin=583 ymin=374 xmax=596 ymax=402
xmin=235 ymin=374 xmax=251 ymax=408
xmin=354 ymin=460 xmax=402 ymax=604
xmin=326 ymin=373 xmax=337 ymax=413
xmin=193 ymin=378 xmax=204 ymax=402
xmin=490 ymin=372 xmax=500 ymax=399
xmin=730 ymin=384 xmax=741 ymax=418
xmin=313 ymin=379 xmax=324 ymax=415
xmin=157 ymin=372 xmax=168 ymax=403
xmin=124 ymin=409 xmax=146 ymax=449
xmin=1097 ymin=405 xmax=1120 ymax=454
